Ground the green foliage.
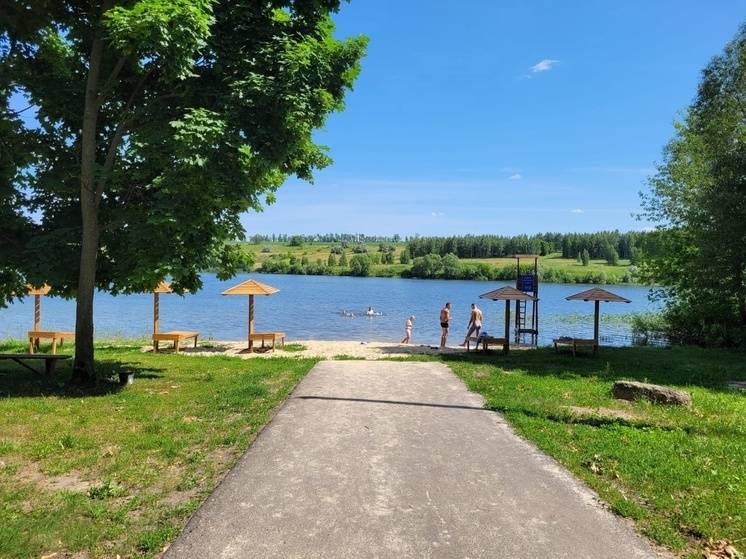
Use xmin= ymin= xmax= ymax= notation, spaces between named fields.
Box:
xmin=399 ymin=249 xmax=411 ymax=264
xmin=349 ymin=254 xmax=371 ymax=276
xmin=0 ymin=1 xmax=367 ymax=375
xmin=640 ymin=25 xmax=746 ymax=346
xmin=327 ymin=253 xmax=337 ymax=267
xmin=352 ymin=244 xmax=368 ymax=253
xmin=581 ymin=249 xmax=590 ymax=266
xmin=288 ymin=235 xmax=304 ymax=247
xmin=603 ymin=242 xmax=620 ymax=266
xmin=381 ymin=250 xmax=394 ymax=264
xmin=338 ymin=251 xmax=348 ymax=267
xmin=407 ymin=231 xmax=647 ymax=260
xmin=410 ymin=254 xmax=443 ymax=278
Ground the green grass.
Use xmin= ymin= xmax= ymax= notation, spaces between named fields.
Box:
xmin=0 ymin=340 xmax=317 ymax=558
xmin=430 ymin=346 xmax=746 ymax=558
xmin=280 ymin=343 xmax=308 ymax=353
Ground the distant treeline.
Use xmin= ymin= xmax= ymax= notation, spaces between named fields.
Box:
xmin=406 ymin=231 xmax=650 ymax=261
xmin=248 ymin=233 xmax=401 ymax=244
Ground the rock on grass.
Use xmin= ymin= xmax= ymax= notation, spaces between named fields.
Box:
xmin=612 ymin=380 xmax=691 ymax=406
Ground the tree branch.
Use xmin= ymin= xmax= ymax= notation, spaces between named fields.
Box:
xmin=96 ymin=56 xmax=128 ymax=109
xmin=95 ymin=69 xmax=153 ymax=203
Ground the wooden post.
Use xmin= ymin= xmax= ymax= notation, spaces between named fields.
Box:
xmin=153 ymin=293 xmax=160 ymax=335
xmin=504 ymin=299 xmax=511 ymax=354
xmin=248 ymin=294 xmax=255 ymax=351
xmin=34 ymin=294 xmax=41 ymax=331
xmin=593 ymin=300 xmax=600 ymax=356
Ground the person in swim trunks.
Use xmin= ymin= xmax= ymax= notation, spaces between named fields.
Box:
xmin=439 ymin=302 xmax=451 ymax=349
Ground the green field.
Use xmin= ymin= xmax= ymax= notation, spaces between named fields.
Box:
xmin=0 ymin=341 xmax=318 ymax=558
xmin=239 ymin=241 xmax=634 ymax=284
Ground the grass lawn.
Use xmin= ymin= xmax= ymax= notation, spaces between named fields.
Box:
xmin=432 ymin=346 xmax=746 ymax=558
xmin=0 ymin=341 xmax=317 ymax=558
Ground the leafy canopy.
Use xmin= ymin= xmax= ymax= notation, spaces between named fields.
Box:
xmin=0 ymin=0 xmax=367 ymax=303
xmin=640 ymin=24 xmax=746 ymax=345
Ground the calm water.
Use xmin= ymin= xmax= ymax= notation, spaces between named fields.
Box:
xmin=0 ymin=274 xmax=659 ymax=346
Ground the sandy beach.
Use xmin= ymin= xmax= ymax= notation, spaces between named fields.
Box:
xmin=172 ymin=339 xmax=467 ymax=360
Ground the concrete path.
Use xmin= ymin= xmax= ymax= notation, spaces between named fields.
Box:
xmin=165 ymin=361 xmax=660 ymax=559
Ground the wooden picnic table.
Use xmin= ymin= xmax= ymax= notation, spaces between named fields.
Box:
xmin=153 ymin=331 xmax=199 ymax=353
xmin=466 ymin=335 xmax=508 ymax=353
xmin=27 ymin=330 xmax=74 ymax=355
xmin=0 ymin=353 xmax=70 ymax=375
xmin=553 ymin=337 xmax=597 ymax=357
xmin=249 ymin=332 xmax=286 ymax=352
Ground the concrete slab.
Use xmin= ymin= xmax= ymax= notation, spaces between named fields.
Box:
xmin=165 ymin=360 xmax=661 ymax=559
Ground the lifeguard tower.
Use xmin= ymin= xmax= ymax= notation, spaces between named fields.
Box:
xmin=513 ymin=255 xmax=539 ymax=345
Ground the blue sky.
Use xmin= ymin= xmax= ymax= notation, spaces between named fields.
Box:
xmin=243 ymin=0 xmax=745 ymax=237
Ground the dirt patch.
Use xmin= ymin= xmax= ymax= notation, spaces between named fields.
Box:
xmin=18 ymin=461 xmax=92 ymax=493
xmin=40 ymin=552 xmax=90 ymax=559
xmin=564 ymin=405 xmax=639 ymax=421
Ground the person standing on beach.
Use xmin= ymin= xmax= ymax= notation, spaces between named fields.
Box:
xmin=460 ymin=303 xmax=483 ymax=346
xmin=401 ymin=315 xmax=415 ymax=344
xmin=439 ymin=302 xmax=452 ymax=349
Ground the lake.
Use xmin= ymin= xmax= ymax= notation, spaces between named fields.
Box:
xmin=0 ymin=274 xmax=660 ymax=346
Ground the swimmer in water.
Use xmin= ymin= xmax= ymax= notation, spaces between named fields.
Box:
xmin=366 ymin=306 xmax=375 ymax=316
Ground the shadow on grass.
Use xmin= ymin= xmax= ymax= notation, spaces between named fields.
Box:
xmin=0 ymin=357 xmax=165 ymax=398
xmin=437 ymin=346 xmax=746 ymax=389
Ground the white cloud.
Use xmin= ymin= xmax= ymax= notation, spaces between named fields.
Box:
xmin=530 ymin=59 xmax=559 ymax=73
xmin=431 ymin=211 xmax=445 ymax=217
xmin=570 ymin=208 xmax=584 ymax=214
xmin=508 ymin=173 xmax=523 ymax=181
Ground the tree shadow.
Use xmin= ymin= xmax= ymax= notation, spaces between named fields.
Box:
xmin=438 ymin=346 xmax=746 ymax=389
xmin=0 ymin=357 xmax=165 ymax=398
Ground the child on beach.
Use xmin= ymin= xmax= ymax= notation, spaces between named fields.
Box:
xmin=401 ymin=315 xmax=415 ymax=344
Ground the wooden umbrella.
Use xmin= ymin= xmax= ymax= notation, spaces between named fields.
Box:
xmin=25 ymin=284 xmax=74 ymax=354
xmin=26 ymin=284 xmax=52 ymax=332
xmin=479 ymin=286 xmax=537 ymax=354
xmin=151 ymin=281 xmax=199 ymax=353
xmin=221 ymin=279 xmax=280 ymax=352
xmin=565 ymin=288 xmax=631 ymax=355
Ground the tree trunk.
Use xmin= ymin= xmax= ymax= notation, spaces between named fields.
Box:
xmin=71 ymin=8 xmax=107 ymax=384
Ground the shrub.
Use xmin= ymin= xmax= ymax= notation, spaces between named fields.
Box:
xmin=410 ymin=254 xmax=443 ymax=278
xmin=288 ymin=235 xmax=304 ymax=247
xmin=581 ymin=249 xmax=590 ymax=266
xmin=327 ymin=253 xmax=337 ymax=267
xmin=349 ymin=254 xmax=371 ymax=276
xmin=338 ymin=251 xmax=348 ymax=267
xmin=399 ymin=249 xmax=411 ymax=264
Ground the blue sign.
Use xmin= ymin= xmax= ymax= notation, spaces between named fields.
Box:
xmin=518 ymin=274 xmax=535 ymax=292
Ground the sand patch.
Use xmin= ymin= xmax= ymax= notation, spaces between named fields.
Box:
xmin=18 ymin=461 xmax=92 ymax=493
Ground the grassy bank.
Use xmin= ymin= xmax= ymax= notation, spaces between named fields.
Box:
xmin=0 ymin=341 xmax=317 ymax=558
xmin=239 ymin=242 xmax=636 ymax=284
xmin=430 ymin=346 xmax=746 ymax=558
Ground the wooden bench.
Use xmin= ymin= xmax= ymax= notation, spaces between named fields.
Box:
xmin=0 ymin=353 xmax=70 ymax=375
xmin=153 ymin=331 xmax=199 ymax=353
xmin=466 ymin=335 xmax=508 ymax=353
xmin=553 ymin=337 xmax=597 ymax=357
xmin=27 ymin=330 xmax=75 ymax=355
xmin=250 ymin=332 xmax=286 ymax=352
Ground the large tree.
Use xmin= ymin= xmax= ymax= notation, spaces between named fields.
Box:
xmin=640 ymin=24 xmax=746 ymax=345
xmin=0 ymin=1 xmax=366 ymax=381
